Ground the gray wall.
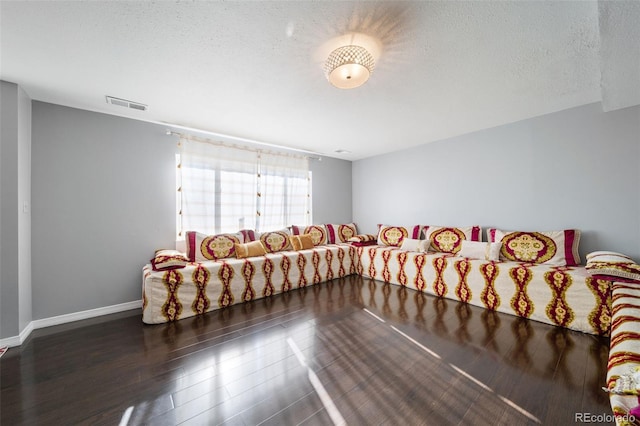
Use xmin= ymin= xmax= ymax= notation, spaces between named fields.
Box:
xmin=31 ymin=102 xmax=176 ymax=319
xmin=310 ymin=156 xmax=352 ymax=224
xmin=18 ymin=84 xmax=32 ymax=332
xmin=31 ymin=101 xmax=352 ymax=321
xmin=0 ymin=81 xmax=32 ymax=339
xmin=353 ymin=103 xmax=640 ymax=261
xmin=1 ymin=81 xmax=20 ymax=338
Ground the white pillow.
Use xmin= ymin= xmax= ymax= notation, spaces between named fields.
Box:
xmin=400 ymin=238 xmax=430 ymax=253
xmin=458 ymin=240 xmax=501 ymax=261
xmin=400 ymin=238 xmax=421 ymax=252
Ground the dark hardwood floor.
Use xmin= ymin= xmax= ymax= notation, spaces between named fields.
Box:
xmin=1 ymin=275 xmax=613 ymax=425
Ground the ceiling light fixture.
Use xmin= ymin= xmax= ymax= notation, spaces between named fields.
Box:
xmin=324 ymin=45 xmax=375 ymax=89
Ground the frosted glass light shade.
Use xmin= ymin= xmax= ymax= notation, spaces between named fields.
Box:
xmin=324 ymin=45 xmax=375 ymax=89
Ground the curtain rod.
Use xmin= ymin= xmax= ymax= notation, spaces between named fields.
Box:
xmin=166 ymin=130 xmax=322 ymax=162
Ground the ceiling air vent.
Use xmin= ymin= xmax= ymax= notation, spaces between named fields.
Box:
xmin=105 ymin=96 xmax=147 ymax=111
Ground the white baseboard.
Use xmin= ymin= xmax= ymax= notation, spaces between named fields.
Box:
xmin=0 ymin=300 xmax=142 ymax=348
xmin=0 ymin=334 xmax=21 ymax=349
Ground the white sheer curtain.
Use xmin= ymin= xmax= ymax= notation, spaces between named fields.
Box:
xmin=178 ymin=136 xmax=310 ymax=237
xmin=178 ymin=138 xmax=258 ymax=236
xmin=257 ymin=151 xmax=310 ymax=231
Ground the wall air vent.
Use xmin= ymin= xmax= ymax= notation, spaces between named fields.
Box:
xmin=105 ymin=96 xmax=147 ymax=111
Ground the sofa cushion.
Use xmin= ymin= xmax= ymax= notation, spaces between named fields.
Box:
xmin=151 ymin=249 xmax=189 ymax=271
xmin=410 ymin=225 xmax=424 ymax=239
xmin=422 ymin=225 xmax=482 ymax=254
xmin=586 ymin=251 xmax=640 ymax=282
xmin=186 ymin=231 xmax=243 ymax=262
xmin=400 ymin=238 xmax=429 ymax=253
xmin=239 ymin=229 xmax=258 ymax=242
xmin=326 ymin=223 xmax=358 ymax=243
xmin=488 ymin=228 xmax=580 ymax=266
xmin=377 ymin=225 xmax=409 ymax=247
xmin=587 ymin=251 xmax=635 ymax=264
xmin=259 ymin=229 xmax=292 ymax=253
xmin=348 ymin=234 xmax=377 ymax=243
xmin=457 ymin=240 xmax=501 ymax=261
xmin=348 ymin=234 xmax=378 ymax=247
xmin=291 ymin=224 xmax=328 ymax=246
xmin=235 ymin=241 xmax=267 ymax=259
xmin=290 ymin=234 xmax=315 ymax=251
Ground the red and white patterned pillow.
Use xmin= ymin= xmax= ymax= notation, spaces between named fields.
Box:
xmin=586 ymin=251 xmax=640 ymax=282
xmin=151 ymin=249 xmax=189 ymax=271
xmin=347 ymin=234 xmax=378 ymax=247
xmin=291 ymin=224 xmax=328 ymax=246
xmin=326 ymin=223 xmax=358 ymax=244
xmin=410 ymin=225 xmax=423 ymax=239
xmin=422 ymin=225 xmax=482 ymax=254
xmin=348 ymin=234 xmax=377 ymax=243
xmin=239 ymin=229 xmax=258 ymax=242
xmin=377 ymin=225 xmax=409 ymax=247
xmin=186 ymin=231 xmax=244 ymax=262
xmin=259 ymin=229 xmax=292 ymax=253
xmin=488 ymin=228 xmax=581 ymax=266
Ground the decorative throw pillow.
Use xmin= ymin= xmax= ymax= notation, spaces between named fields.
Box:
xmin=347 ymin=234 xmax=377 ymax=243
xmin=235 ymin=241 xmax=267 ymax=259
xmin=326 ymin=223 xmax=358 ymax=244
xmin=586 ymin=251 xmax=635 ymax=264
xmin=291 ymin=224 xmax=328 ymax=246
xmin=457 ymin=241 xmax=501 ymax=261
xmin=259 ymin=229 xmax=292 ymax=253
xmin=186 ymin=231 xmax=244 ymax=262
xmin=586 ymin=251 xmax=640 ymax=282
xmin=377 ymin=225 xmax=409 ymax=247
xmin=239 ymin=229 xmax=257 ymax=242
xmin=400 ymin=238 xmax=430 ymax=253
xmin=346 ymin=234 xmax=377 ymax=247
xmin=151 ymin=249 xmax=189 ymax=271
xmin=410 ymin=225 xmax=424 ymax=239
xmin=488 ymin=228 xmax=581 ymax=266
xmin=422 ymin=225 xmax=482 ymax=254
xmin=290 ymin=234 xmax=315 ymax=251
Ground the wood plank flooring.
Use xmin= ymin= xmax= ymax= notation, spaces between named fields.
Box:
xmin=1 ymin=275 xmax=613 ymax=425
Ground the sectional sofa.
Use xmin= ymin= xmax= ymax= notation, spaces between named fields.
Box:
xmin=142 ymin=223 xmax=640 ymax=425
xmin=142 ymin=224 xmax=357 ymax=324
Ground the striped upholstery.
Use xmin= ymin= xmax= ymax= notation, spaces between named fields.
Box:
xmin=607 ymin=282 xmax=640 ymax=424
xmin=143 ymin=244 xmax=356 ymax=324
xmin=356 ymin=245 xmax=612 ymax=335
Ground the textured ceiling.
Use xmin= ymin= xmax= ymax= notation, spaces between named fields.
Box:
xmin=1 ymin=1 xmax=638 ymax=160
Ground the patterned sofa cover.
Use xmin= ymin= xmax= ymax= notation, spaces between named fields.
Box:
xmin=142 ymin=244 xmax=356 ymax=324
xmin=607 ymin=282 xmax=640 ymax=425
xmin=355 ymin=245 xmax=612 ymax=336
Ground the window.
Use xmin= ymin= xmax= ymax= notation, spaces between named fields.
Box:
xmin=177 ymin=137 xmax=311 ymax=237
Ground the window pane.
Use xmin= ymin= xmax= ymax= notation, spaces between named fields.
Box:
xmin=259 ymin=174 xmax=285 ymax=231
xmin=220 ymin=171 xmax=256 ymax=233
xmin=181 ymin=165 xmax=216 ymax=235
xmin=287 ymin=175 xmax=309 ymax=225
xmin=178 ymin=138 xmax=310 ymax=238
